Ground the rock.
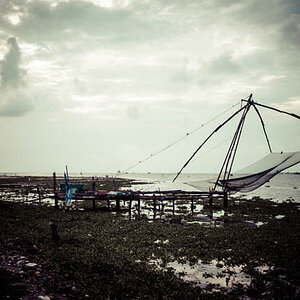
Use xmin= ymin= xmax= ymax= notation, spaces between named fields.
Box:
xmin=38 ymin=296 xmax=51 ymax=300
xmin=25 ymin=262 xmax=37 ymax=268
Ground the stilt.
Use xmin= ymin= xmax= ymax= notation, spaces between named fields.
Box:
xmin=53 ymin=172 xmax=58 ymax=209
xmin=223 ymin=191 xmax=228 ymax=208
xmin=50 ymin=222 xmax=60 ymax=242
xmin=107 ymin=196 xmax=110 ymax=209
xmin=116 ymin=196 xmax=120 ymax=211
xmin=92 ymin=182 xmax=96 ymax=210
xmin=129 ymin=199 xmax=132 ymax=215
xmin=137 ymin=198 xmax=141 ymax=215
xmin=172 ymin=198 xmax=175 ymax=215
xmin=209 ymin=191 xmax=213 ymax=206
xmin=191 ymin=197 xmax=194 ymax=214
xmin=153 ymin=197 xmax=156 ymax=211
xmin=37 ymin=186 xmax=41 ymax=204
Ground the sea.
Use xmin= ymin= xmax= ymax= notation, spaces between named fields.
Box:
xmin=115 ymin=172 xmax=300 ymax=203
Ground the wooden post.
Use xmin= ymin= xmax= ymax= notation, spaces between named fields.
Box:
xmin=107 ymin=196 xmax=110 ymax=209
xmin=50 ymin=222 xmax=60 ymax=243
xmin=37 ymin=186 xmax=41 ymax=204
xmin=53 ymin=172 xmax=58 ymax=209
xmin=172 ymin=198 xmax=175 ymax=215
xmin=92 ymin=182 xmax=96 ymax=210
xmin=223 ymin=191 xmax=228 ymax=208
xmin=116 ymin=195 xmax=120 ymax=211
xmin=137 ymin=197 xmax=140 ymax=211
xmin=129 ymin=199 xmax=132 ymax=215
xmin=112 ymin=178 xmax=116 ymax=191
xmin=137 ymin=198 xmax=141 ymax=216
xmin=153 ymin=197 xmax=156 ymax=211
xmin=209 ymin=191 xmax=213 ymax=206
xmin=153 ymin=210 xmax=156 ymax=221
xmin=191 ymin=197 xmax=194 ymax=214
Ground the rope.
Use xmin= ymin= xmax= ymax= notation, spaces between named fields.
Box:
xmin=123 ymin=101 xmax=240 ymax=172
xmin=189 ymin=136 xmax=232 ymax=164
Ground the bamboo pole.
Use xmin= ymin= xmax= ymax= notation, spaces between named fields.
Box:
xmin=249 ymin=101 xmax=300 ymax=120
xmin=213 ymin=102 xmax=251 ymax=190
xmin=173 ymin=103 xmax=248 ymax=182
xmin=225 ymin=104 xmax=250 ymax=184
xmin=252 ymin=104 xmax=272 ymax=153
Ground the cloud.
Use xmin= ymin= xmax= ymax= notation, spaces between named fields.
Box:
xmin=0 ymin=37 xmax=32 ymax=117
xmin=1 ymin=37 xmax=24 ymax=87
xmin=205 ymin=54 xmax=241 ymax=75
xmin=0 ymin=91 xmax=32 ymax=117
xmin=11 ymin=0 xmax=173 ymax=46
xmin=280 ymin=13 xmax=300 ymax=51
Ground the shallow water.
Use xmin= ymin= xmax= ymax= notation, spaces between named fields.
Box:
xmin=149 ymin=258 xmax=253 ymax=291
xmin=117 ymin=173 xmax=300 ymax=203
xmin=2 ymin=172 xmax=298 ymax=202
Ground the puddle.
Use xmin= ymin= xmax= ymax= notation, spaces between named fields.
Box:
xmin=149 ymin=258 xmax=252 ymax=291
xmin=255 ymin=221 xmax=265 ymax=227
xmin=154 ymin=239 xmax=169 ymax=244
xmin=118 ymin=199 xmax=227 ymax=226
xmin=0 ymin=187 xmax=55 ymax=206
xmin=211 ymin=210 xmax=225 ymax=218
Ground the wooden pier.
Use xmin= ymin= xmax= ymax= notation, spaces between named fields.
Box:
xmin=53 ymin=188 xmax=229 ymax=211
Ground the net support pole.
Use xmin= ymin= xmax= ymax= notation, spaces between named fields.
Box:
xmin=172 ymin=103 xmax=248 ymax=182
xmin=242 ymin=100 xmax=300 ymax=120
xmin=224 ymin=104 xmax=250 ymax=184
xmin=213 ymin=99 xmax=251 ymax=190
xmin=252 ymin=104 xmax=272 ymax=153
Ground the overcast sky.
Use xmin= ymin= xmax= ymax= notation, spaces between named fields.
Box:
xmin=0 ymin=0 xmax=299 ymax=174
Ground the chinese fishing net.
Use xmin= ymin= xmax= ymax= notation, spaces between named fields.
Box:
xmin=188 ymin=151 xmax=300 ymax=193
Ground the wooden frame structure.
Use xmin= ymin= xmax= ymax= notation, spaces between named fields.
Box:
xmin=173 ymin=94 xmax=300 ymax=207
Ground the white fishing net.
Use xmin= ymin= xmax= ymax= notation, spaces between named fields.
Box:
xmin=188 ymin=151 xmax=300 ymax=193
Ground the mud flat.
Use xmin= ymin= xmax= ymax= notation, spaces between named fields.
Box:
xmin=0 ymin=177 xmax=299 ymax=299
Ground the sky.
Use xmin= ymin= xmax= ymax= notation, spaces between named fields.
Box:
xmin=0 ymin=0 xmax=299 ymax=174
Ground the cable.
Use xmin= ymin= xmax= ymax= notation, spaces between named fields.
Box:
xmin=123 ymin=101 xmax=240 ymax=172
xmin=189 ymin=136 xmax=232 ymax=164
